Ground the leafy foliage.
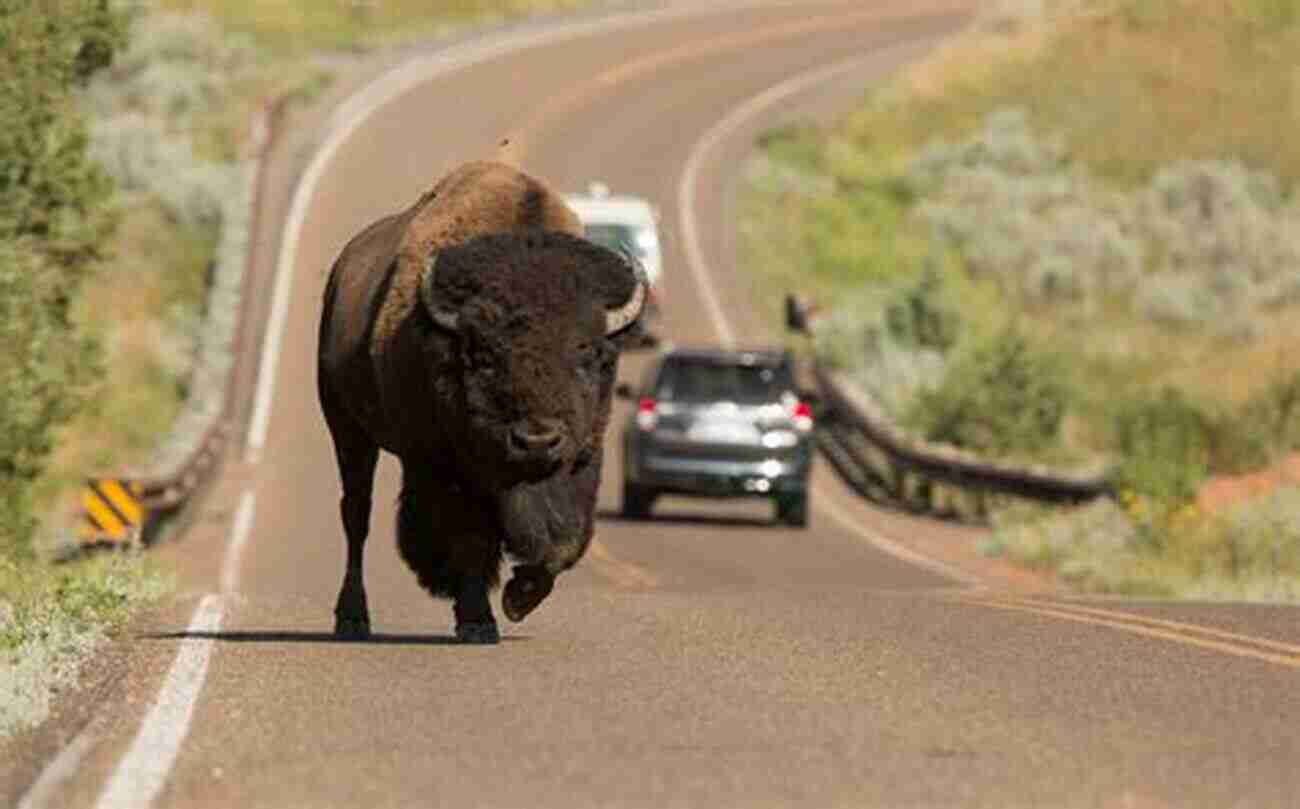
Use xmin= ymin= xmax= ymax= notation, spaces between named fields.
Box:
xmin=905 ymin=325 xmax=1071 ymax=457
xmin=1113 ymin=387 xmax=1211 ymax=504
xmin=0 ymin=0 xmax=125 ymax=556
xmin=813 ymin=263 xmax=965 ymax=418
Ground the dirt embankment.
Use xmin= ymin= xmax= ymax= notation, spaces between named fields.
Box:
xmin=1197 ymin=453 xmax=1300 ymax=515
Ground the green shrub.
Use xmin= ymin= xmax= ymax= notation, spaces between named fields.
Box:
xmin=882 ymin=265 xmax=961 ymax=353
xmin=0 ymin=0 xmax=126 ymax=557
xmin=1112 ymin=387 xmax=1211 ymax=503
xmin=905 ymin=324 xmax=1071 ymax=457
xmin=0 ymin=244 xmax=101 ymax=558
xmin=813 ymin=262 xmax=965 ymax=418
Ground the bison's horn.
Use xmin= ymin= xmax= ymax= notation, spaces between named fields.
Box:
xmin=605 ymin=280 xmax=646 ymax=336
xmin=419 ymin=252 xmax=460 ymax=332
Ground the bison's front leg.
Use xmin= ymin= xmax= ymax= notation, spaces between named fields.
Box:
xmin=453 ymin=574 xmax=500 ymax=644
xmin=503 ymin=564 xmax=554 ymax=622
xmin=395 ymin=470 xmax=504 ymax=644
xmin=499 ymin=460 xmax=600 ymax=623
xmin=447 ymin=515 xmax=504 ymax=645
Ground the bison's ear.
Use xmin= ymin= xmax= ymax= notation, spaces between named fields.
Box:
xmin=419 ymin=252 xmax=460 ymax=333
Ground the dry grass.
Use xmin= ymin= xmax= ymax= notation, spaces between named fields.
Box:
xmin=33 ymin=202 xmax=212 ymax=534
xmin=157 ymin=0 xmax=591 ymax=52
xmin=988 ymin=483 xmax=1300 ymax=602
xmin=849 ymin=0 xmax=1300 ymax=188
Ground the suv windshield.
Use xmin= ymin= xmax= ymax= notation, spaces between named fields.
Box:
xmin=655 ymin=358 xmax=789 ymax=404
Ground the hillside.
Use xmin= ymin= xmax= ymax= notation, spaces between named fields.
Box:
xmin=739 ymin=0 xmax=1300 ymax=598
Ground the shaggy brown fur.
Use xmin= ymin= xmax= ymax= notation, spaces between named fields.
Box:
xmin=317 ymin=160 xmax=644 ymax=644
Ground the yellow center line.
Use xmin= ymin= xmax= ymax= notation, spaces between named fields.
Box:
xmin=997 ymin=596 xmax=1300 ymax=657
xmin=510 ymin=3 xmax=967 ymax=156
xmin=588 ymin=538 xmax=659 ymax=590
xmin=956 ymin=595 xmax=1300 ymax=670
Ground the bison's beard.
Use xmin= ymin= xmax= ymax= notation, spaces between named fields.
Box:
xmin=496 ymin=460 xmax=600 ymax=574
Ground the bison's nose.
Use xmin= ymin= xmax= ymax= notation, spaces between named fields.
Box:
xmin=507 ymin=418 xmax=567 ymax=463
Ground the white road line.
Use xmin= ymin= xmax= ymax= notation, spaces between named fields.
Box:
xmin=90 ymin=490 xmax=257 ymax=809
xmin=677 ymin=44 xmax=973 ymax=581
xmin=16 ymin=725 xmax=99 ymax=809
xmin=819 ymin=495 xmax=978 ymax=586
xmin=219 ymin=490 xmax=257 ymax=595
xmin=92 ymin=595 xmax=223 ymax=809
xmin=89 ymin=489 xmax=256 ymax=809
xmin=242 ymin=0 xmax=820 ymax=463
xmin=89 ymin=491 xmax=257 ymax=809
xmin=677 ymin=46 xmax=943 ymax=348
xmin=18 ymin=491 xmax=259 ymax=809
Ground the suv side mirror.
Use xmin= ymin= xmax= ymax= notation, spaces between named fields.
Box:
xmin=615 ymin=382 xmax=636 ymax=400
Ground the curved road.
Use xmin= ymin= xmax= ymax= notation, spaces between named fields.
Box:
xmin=9 ymin=2 xmax=1300 ymax=807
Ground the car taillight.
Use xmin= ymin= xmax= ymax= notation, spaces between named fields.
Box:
xmin=791 ymin=401 xmax=813 ymax=432
xmin=636 ymin=398 xmax=658 ymax=431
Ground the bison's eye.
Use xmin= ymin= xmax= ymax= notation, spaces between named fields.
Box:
xmin=572 ymin=444 xmax=595 ymax=471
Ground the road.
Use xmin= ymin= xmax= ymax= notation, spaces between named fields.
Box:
xmin=8 ymin=2 xmax=1300 ymax=807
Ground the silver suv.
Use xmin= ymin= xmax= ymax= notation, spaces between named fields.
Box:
xmin=616 ymin=347 xmax=816 ymax=527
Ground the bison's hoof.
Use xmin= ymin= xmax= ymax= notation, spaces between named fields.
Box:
xmin=455 ymin=622 xmax=501 ymax=645
xmin=503 ymin=568 xmax=554 ymax=623
xmin=334 ymin=617 xmax=371 ymax=640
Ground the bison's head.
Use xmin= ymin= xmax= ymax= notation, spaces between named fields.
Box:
xmin=418 ymin=230 xmax=645 ymax=492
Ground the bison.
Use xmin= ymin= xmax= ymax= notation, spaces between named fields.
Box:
xmin=316 ymin=158 xmax=647 ymax=644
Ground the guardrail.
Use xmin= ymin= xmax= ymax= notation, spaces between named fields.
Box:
xmin=73 ymin=98 xmax=283 ymax=550
xmin=786 ymin=294 xmax=1114 ymax=519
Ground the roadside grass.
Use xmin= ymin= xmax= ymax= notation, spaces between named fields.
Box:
xmin=864 ymin=0 xmax=1300 ymax=189
xmin=0 ymin=552 xmax=171 ymax=736
xmin=738 ymin=0 xmax=1300 ymax=598
xmin=986 ymin=486 xmax=1300 ymax=603
xmin=34 ymin=202 xmax=215 ymax=522
xmin=158 ymin=0 xmax=592 ymax=53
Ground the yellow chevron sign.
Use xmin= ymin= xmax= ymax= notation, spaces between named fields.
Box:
xmin=78 ymin=479 xmax=146 ymax=543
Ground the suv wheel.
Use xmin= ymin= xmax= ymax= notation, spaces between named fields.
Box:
xmin=775 ymin=494 xmax=809 ymax=528
xmin=622 ymin=482 xmax=656 ymax=519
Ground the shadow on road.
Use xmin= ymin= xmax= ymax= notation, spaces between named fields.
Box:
xmin=144 ymin=630 xmax=530 ymax=645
